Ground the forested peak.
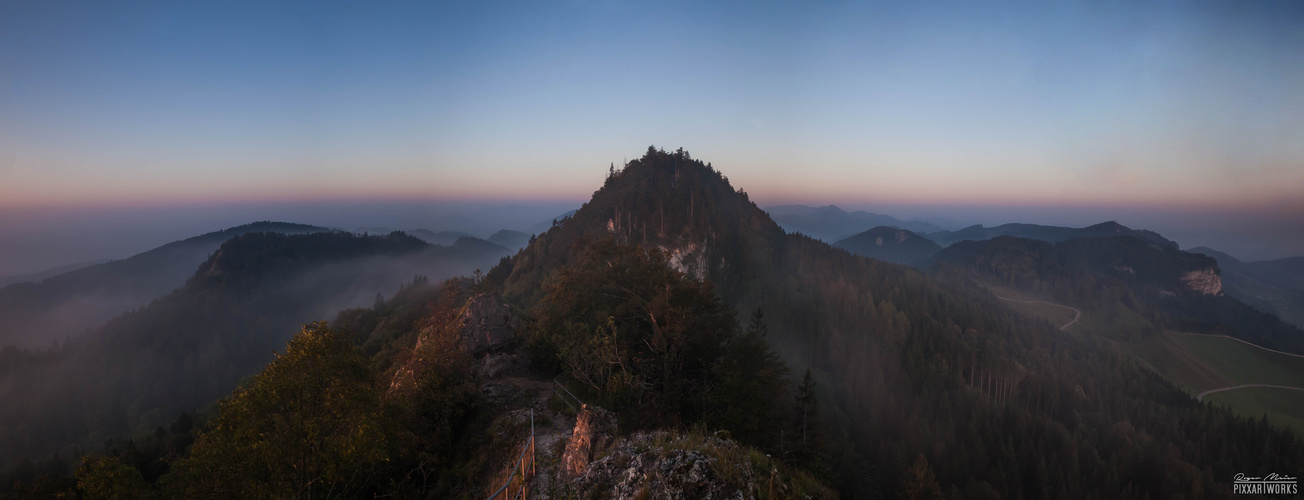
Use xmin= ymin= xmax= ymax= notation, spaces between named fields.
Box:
xmin=495 ymin=146 xmax=784 ymax=306
xmin=168 ymin=221 xmax=327 ymax=248
xmin=923 ymin=235 xmax=1054 ymax=266
xmin=1084 ymin=220 xmax=1123 ymax=230
xmin=617 ymin=146 xmax=714 ymax=178
xmin=598 ymin=146 xmax=742 ymax=205
xmin=189 ymin=231 xmax=428 ymax=291
xmin=588 ymin=146 xmax=783 ymax=245
xmin=202 ymin=221 xmax=324 ymax=237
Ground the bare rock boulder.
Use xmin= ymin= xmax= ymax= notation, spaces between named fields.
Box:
xmin=562 ymin=404 xmax=617 ymax=478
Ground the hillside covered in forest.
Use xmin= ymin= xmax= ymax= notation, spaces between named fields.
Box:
xmin=5 ymin=148 xmax=1302 ymax=499
xmin=0 ymin=231 xmax=510 ymax=469
xmin=488 ymin=148 xmax=1303 ymax=497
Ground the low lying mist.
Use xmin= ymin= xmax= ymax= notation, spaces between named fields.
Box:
xmin=0 ymin=234 xmax=511 ymax=466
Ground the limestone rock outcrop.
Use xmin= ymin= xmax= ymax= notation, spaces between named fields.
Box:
xmin=1181 ymin=268 xmax=1223 ymax=296
xmin=561 ymin=404 xmax=617 ymax=478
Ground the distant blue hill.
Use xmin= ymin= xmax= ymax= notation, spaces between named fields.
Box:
xmin=926 ymin=221 xmax=1178 ymax=249
xmin=834 ymin=226 xmax=941 ymax=265
xmin=409 ymin=229 xmax=478 ymax=246
xmin=764 ymin=204 xmax=945 ymax=242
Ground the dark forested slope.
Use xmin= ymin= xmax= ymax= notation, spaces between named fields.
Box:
xmin=928 ymin=235 xmax=1304 ymax=354
xmin=488 ymin=147 xmax=1303 ymax=498
xmin=9 ymin=148 xmax=1300 ymax=498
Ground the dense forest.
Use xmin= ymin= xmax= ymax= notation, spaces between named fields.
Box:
xmin=5 ymin=249 xmax=827 ymax=497
xmin=490 ymin=148 xmax=1304 ymax=498
xmin=5 ymin=148 xmax=1302 ymax=498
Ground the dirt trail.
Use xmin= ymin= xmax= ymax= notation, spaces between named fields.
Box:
xmin=997 ymin=296 xmax=1082 ymax=331
xmin=1171 ymin=331 xmax=1304 ymax=359
xmin=989 ymin=299 xmax=1304 ymax=405
xmin=496 ymin=375 xmax=576 ymax=493
xmin=1197 ymin=384 xmax=1304 ymax=402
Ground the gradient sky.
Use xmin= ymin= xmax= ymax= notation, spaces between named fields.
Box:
xmin=2 ymin=0 xmax=1303 ymax=272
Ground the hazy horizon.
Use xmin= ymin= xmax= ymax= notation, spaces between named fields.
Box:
xmin=3 ymin=1 xmax=1303 ymax=274
xmin=2 ymin=192 xmax=1301 ymax=278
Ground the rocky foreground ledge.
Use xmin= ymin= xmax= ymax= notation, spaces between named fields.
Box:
xmin=530 ymin=406 xmax=836 ymax=500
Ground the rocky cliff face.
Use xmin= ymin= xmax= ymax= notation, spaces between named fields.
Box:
xmin=458 ymin=293 xmax=520 ymax=353
xmin=1181 ymin=268 xmax=1223 ymax=296
xmin=386 ymin=324 xmax=453 ymax=398
xmin=661 ymin=240 xmax=709 ymax=278
xmin=386 ymin=292 xmax=517 ymax=398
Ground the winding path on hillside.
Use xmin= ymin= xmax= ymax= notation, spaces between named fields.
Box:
xmin=1167 ymin=332 xmax=1304 ymax=402
xmin=1172 ymin=331 xmax=1304 ymax=359
xmin=1197 ymin=384 xmax=1304 ymax=402
xmin=996 ymin=297 xmax=1082 ymax=331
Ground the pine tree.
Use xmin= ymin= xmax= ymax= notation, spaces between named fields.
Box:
xmin=708 ymin=308 xmax=789 ymax=449
xmin=902 ymin=453 xmax=943 ymax=500
xmin=793 ymin=367 xmax=820 ymax=460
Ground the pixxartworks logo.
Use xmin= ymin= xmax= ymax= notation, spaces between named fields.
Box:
xmin=1233 ymin=473 xmax=1298 ymax=495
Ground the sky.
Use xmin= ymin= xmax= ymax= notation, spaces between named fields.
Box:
xmin=1 ymin=0 xmax=1303 ymax=274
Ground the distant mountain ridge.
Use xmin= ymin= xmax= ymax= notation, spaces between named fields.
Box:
xmin=833 ymin=226 xmax=941 ymax=264
xmin=0 ymin=221 xmax=326 ymax=349
xmin=409 ymin=229 xmax=477 ymax=246
xmin=525 ymin=209 xmax=579 ymax=236
xmin=764 ymin=204 xmax=945 ymax=242
xmin=926 ymin=221 xmax=1178 ymax=249
xmin=926 ymin=235 xmax=1304 ymax=354
xmin=488 ymin=229 xmax=530 ymax=252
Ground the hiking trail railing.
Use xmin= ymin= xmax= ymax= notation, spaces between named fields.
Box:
xmin=552 ymin=375 xmax=585 ymax=413
xmin=486 ymin=377 xmax=587 ymax=499
xmin=487 ymin=408 xmax=535 ymax=500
